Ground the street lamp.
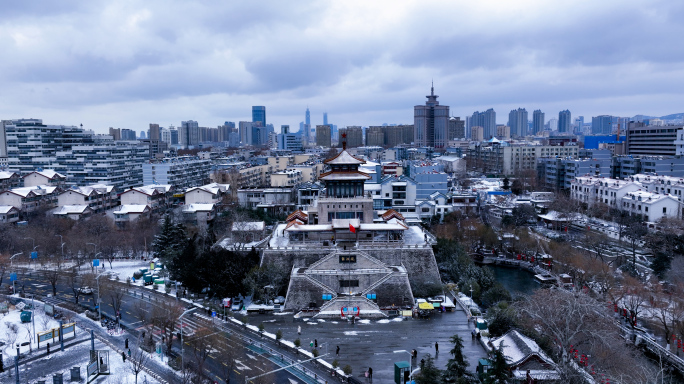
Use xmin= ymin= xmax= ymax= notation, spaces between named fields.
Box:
xmin=23 ymin=237 xmax=39 ymax=269
xmin=95 ymin=271 xmax=107 ymax=321
xmin=54 ymin=235 xmax=65 ymax=260
xmin=470 ymin=284 xmax=474 ymax=300
xmin=10 ymin=252 xmax=22 ymax=268
xmin=179 ymin=307 xmax=198 ymax=373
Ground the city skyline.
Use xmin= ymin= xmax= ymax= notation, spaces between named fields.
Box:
xmin=1 ymin=1 xmax=683 ymax=133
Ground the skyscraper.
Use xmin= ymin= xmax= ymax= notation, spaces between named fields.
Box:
xmin=303 ymin=107 xmax=312 ymax=142
xmin=575 ymin=116 xmax=584 ymax=134
xmin=558 ymin=110 xmax=572 ymax=133
xmin=414 ymin=83 xmax=450 ymax=148
xmin=470 ymin=109 xmax=497 ymax=140
xmin=180 ymin=120 xmax=199 ymax=148
xmin=316 ymin=125 xmax=331 ymax=147
xmin=323 ymin=112 xmax=328 ymax=126
xmin=532 ymin=110 xmax=545 ymax=135
xmin=508 ymin=108 xmax=528 ymax=138
xmin=592 ymin=115 xmax=614 ymax=134
xmin=149 ymin=124 xmax=160 ymax=141
xmin=252 ymin=106 xmax=266 ymax=127
xmin=448 ymin=117 xmax=465 ymax=139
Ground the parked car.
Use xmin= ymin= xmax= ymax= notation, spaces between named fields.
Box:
xmin=78 ymin=286 xmax=94 ymax=295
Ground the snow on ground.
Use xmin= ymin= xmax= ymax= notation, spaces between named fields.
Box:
xmin=403 ymin=226 xmax=427 ymax=245
xmin=269 ymin=224 xmax=290 ymax=248
xmin=0 ymin=303 xmax=68 ymax=358
xmin=17 ymin=339 xmax=160 ymax=384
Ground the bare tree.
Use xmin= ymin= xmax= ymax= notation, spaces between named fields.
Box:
xmin=187 ymin=327 xmax=213 ymax=383
xmin=21 ymin=322 xmax=32 ymax=352
xmin=129 ymin=340 xmax=148 ymax=384
xmin=150 ymin=301 xmax=183 ymax=352
xmin=215 ymin=331 xmax=239 ymax=383
xmin=621 ymin=276 xmax=648 ymax=329
xmin=66 ymin=271 xmax=85 ymax=304
xmin=132 ymin=300 xmax=149 ymax=328
xmin=103 ymin=281 xmax=125 ymax=320
xmin=5 ymin=322 xmax=18 ymax=348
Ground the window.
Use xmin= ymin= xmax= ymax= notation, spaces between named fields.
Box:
xmin=663 ymin=207 xmax=667 ymax=214
xmin=339 ymin=280 xmax=359 ymax=288
xmin=422 ymin=208 xmax=430 ymax=213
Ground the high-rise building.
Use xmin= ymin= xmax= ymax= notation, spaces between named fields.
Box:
xmin=180 ymin=120 xmax=199 ymax=148
xmin=316 ymin=125 xmax=332 ymax=147
xmin=508 ymin=108 xmax=528 ymax=138
xmin=471 ymin=126 xmax=484 ymax=142
xmin=338 ymin=126 xmax=364 ymax=148
xmin=170 ymin=128 xmax=179 ymax=145
xmin=140 ymin=131 xmax=146 ymax=139
xmin=470 ymin=109 xmax=497 ymax=140
xmin=626 ymin=121 xmax=684 ymax=156
xmin=448 ymin=117 xmax=465 ymax=139
xmin=592 ymin=115 xmax=613 ymax=134
xmin=366 ymin=126 xmax=384 ymax=146
xmin=252 ymin=106 xmax=266 ymax=127
xmin=323 ymin=113 xmax=328 ymax=126
xmin=558 ymin=110 xmax=572 ymax=133
xmin=575 ymin=116 xmax=585 ymax=134
xmin=149 ymin=124 xmax=160 ymax=141
xmin=303 ymin=107 xmax=312 ymax=143
xmin=414 ymin=84 xmax=450 ymax=148
xmin=532 ymin=110 xmax=545 ymax=135
xmin=120 ymin=129 xmax=136 ymax=141
xmin=547 ymin=118 xmax=558 ymax=131
xmin=496 ymin=125 xmax=511 ymax=139
xmin=109 ymin=127 xmax=121 ymax=141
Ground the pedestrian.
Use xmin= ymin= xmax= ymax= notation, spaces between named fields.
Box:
xmin=47 ymin=343 xmax=50 ymax=355
xmin=368 ymin=366 xmax=373 ymax=380
xmin=125 ymin=338 xmax=129 ymax=349
xmin=314 ymin=339 xmax=318 ymax=348
xmin=142 ymin=331 xmax=146 ymax=339
xmin=128 ymin=349 xmax=131 ymax=358
xmin=100 ymin=357 xmax=104 ymax=366
xmin=420 ymin=358 xmax=425 ymax=369
xmin=336 ymin=345 xmax=340 ymax=357
xmin=122 ymin=351 xmax=126 ymax=362
xmin=435 ymin=341 xmax=439 ymax=353
xmin=298 ymin=325 xmax=301 ymax=335
xmin=310 ymin=340 xmax=314 ymax=348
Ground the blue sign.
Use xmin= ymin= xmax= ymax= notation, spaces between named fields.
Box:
xmin=93 ymin=259 xmax=100 ymax=267
xmin=322 ymin=294 xmax=332 ymax=300
xmin=9 ymin=273 xmax=17 ymax=282
xmin=366 ymin=293 xmax=376 ymax=300
xmin=30 ymin=251 xmax=37 ymax=259
xmin=211 ymin=311 xmax=216 ymax=317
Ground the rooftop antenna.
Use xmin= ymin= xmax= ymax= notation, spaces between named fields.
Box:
xmin=431 ymin=80 xmax=434 ymax=96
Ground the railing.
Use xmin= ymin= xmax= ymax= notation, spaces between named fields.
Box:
xmin=359 ymin=272 xmax=395 ymax=296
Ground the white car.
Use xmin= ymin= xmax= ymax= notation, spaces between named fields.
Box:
xmin=78 ymin=286 xmax=94 ymax=295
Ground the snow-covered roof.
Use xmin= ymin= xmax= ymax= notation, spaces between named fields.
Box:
xmin=0 ymin=205 xmax=17 ymax=214
xmin=319 ymin=171 xmax=371 ymax=181
xmin=231 ymin=221 xmax=265 ymax=231
xmin=490 ymin=330 xmax=556 ymax=367
xmin=284 ymin=223 xmax=333 ymax=232
xmin=186 ymin=183 xmax=229 ymax=195
xmin=538 ymin=210 xmax=582 ymax=222
xmin=115 ymin=205 xmax=150 ymax=214
xmin=183 ymin=203 xmax=216 ymax=213
xmin=24 ymin=170 xmax=66 ymax=179
xmin=324 ymin=150 xmax=366 ymax=165
xmin=332 ymin=218 xmax=360 ymax=229
xmin=5 ymin=185 xmax=57 ymax=197
xmin=0 ymin=172 xmax=18 ymax=180
xmin=53 ymin=205 xmax=91 ymax=215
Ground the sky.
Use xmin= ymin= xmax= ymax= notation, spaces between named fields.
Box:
xmin=1 ymin=0 xmax=683 ymax=134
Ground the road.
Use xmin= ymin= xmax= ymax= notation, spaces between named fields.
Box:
xmin=14 ymin=269 xmax=330 ymax=384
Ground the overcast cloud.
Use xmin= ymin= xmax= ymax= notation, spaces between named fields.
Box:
xmin=1 ymin=0 xmax=683 ymax=133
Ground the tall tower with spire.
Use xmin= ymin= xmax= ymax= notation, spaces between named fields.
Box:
xmin=414 ymin=82 xmax=450 ymax=148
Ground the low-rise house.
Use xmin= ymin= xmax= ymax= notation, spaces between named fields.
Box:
xmin=184 ymin=183 xmax=230 ymax=205
xmin=0 ymin=172 xmax=21 ymax=191
xmin=23 ymin=169 xmax=67 ymax=188
xmin=485 ymin=330 xmax=559 ymax=383
xmin=230 ymin=221 xmax=266 ymax=244
xmin=270 ymin=169 xmax=303 ymax=187
xmin=182 ymin=203 xmax=217 ymax=226
xmin=57 ymin=184 xmax=117 ymax=213
xmin=570 ymin=176 xmax=641 ymax=207
xmin=120 ymin=185 xmax=172 ymax=212
xmin=113 ymin=205 xmax=151 ymax=226
xmin=0 ymin=185 xmax=59 ymax=212
xmin=0 ymin=206 xmax=20 ymax=224
xmin=620 ymin=190 xmax=681 ymax=221
xmin=236 ymin=187 xmax=294 ymax=215
xmin=53 ymin=205 xmax=94 ymax=220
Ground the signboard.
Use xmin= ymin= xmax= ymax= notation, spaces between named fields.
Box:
xmin=30 ymin=251 xmax=37 ymax=259
xmin=150 ymin=262 xmax=155 ymax=270
xmin=211 ymin=311 xmax=216 ymax=318
xmin=222 ymin=298 xmax=231 ymax=308
xmin=322 ymin=294 xmax=332 ymax=300
xmin=92 ymin=259 xmax=100 ymax=267
xmin=44 ymin=303 xmax=54 ymax=316
xmin=87 ymin=361 xmax=98 ymax=377
xmin=366 ymin=293 xmax=377 ymax=300
xmin=15 ymin=302 xmax=25 ymax=311
xmin=38 ymin=330 xmax=54 ymax=343
xmin=62 ymin=323 xmax=76 ymax=337
xmin=9 ymin=273 xmax=17 ymax=282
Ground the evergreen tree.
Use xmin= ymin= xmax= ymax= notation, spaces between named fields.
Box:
xmin=415 ymin=354 xmax=442 ymax=384
xmin=152 ymin=216 xmax=187 ymax=264
xmin=443 ymin=335 xmax=478 ymax=383
xmin=483 ymin=347 xmax=509 ymax=384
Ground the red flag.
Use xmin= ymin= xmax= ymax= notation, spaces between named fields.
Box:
xmin=349 ymin=223 xmax=356 ymax=233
